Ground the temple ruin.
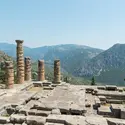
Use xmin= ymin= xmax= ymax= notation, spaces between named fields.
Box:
xmin=0 ymin=40 xmax=125 ymax=124
xmin=54 ymin=59 xmax=61 ymax=84
xmin=5 ymin=61 xmax=14 ymax=89
xmin=25 ymin=57 xmax=32 ymax=81
xmin=38 ymin=60 xmax=45 ymax=81
xmin=16 ymin=40 xmax=24 ymax=84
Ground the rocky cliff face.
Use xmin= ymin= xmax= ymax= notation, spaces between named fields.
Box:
xmin=77 ymin=44 xmax=125 ymax=85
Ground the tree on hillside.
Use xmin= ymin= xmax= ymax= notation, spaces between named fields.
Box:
xmin=91 ymin=76 xmax=96 ymax=85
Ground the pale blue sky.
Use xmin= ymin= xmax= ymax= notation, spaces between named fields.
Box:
xmin=0 ymin=0 xmax=125 ymax=49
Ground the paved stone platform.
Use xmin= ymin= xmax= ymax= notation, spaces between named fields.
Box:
xmin=0 ymin=82 xmax=124 ymax=124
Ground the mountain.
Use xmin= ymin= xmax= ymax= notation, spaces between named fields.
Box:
xmin=0 ymin=48 xmax=91 ymax=85
xmin=0 ymin=43 xmax=103 ymax=73
xmin=78 ymin=43 xmax=125 ymax=85
xmin=2 ymin=42 xmax=125 ymax=85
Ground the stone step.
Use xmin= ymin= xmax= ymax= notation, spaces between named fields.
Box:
xmin=28 ymin=109 xmax=51 ymax=116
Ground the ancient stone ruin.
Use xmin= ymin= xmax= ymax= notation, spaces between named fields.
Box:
xmin=0 ymin=40 xmax=125 ymax=125
xmin=5 ymin=61 xmax=14 ymax=89
xmin=38 ymin=60 xmax=45 ymax=81
xmin=54 ymin=59 xmax=61 ymax=84
xmin=25 ymin=57 xmax=32 ymax=81
xmin=16 ymin=40 xmax=24 ymax=84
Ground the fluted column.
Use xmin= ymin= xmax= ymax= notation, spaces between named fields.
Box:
xmin=25 ymin=57 xmax=32 ymax=81
xmin=54 ymin=59 xmax=61 ymax=83
xmin=38 ymin=60 xmax=45 ymax=81
xmin=16 ymin=40 xmax=24 ymax=84
xmin=5 ymin=61 xmax=14 ymax=89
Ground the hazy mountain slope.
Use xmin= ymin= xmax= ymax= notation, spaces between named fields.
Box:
xmin=0 ymin=49 xmax=91 ymax=85
xmin=78 ymin=44 xmax=125 ymax=85
xmin=0 ymin=43 xmax=103 ymax=73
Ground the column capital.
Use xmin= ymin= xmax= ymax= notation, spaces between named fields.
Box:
xmin=38 ymin=60 xmax=44 ymax=63
xmin=54 ymin=59 xmax=60 ymax=63
xmin=25 ymin=57 xmax=31 ymax=61
xmin=15 ymin=40 xmax=24 ymax=44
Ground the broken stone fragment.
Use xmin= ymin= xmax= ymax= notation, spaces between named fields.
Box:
xmin=10 ymin=114 xmax=26 ymax=124
xmin=51 ymin=109 xmax=61 ymax=115
xmin=0 ymin=116 xmax=10 ymax=124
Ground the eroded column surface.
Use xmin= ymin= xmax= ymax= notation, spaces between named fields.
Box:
xmin=54 ymin=59 xmax=61 ymax=83
xmin=25 ymin=57 xmax=32 ymax=81
xmin=5 ymin=61 xmax=14 ymax=89
xmin=16 ymin=40 xmax=24 ymax=84
xmin=38 ymin=60 xmax=45 ymax=81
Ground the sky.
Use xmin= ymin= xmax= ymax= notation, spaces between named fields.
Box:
xmin=0 ymin=0 xmax=125 ymax=49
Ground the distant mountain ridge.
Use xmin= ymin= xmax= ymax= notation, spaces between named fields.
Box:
xmin=77 ymin=43 xmax=125 ymax=85
xmin=2 ymin=42 xmax=125 ymax=85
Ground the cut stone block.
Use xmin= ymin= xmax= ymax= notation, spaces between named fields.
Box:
xmin=10 ymin=114 xmax=26 ymax=124
xmin=57 ymin=102 xmax=69 ymax=114
xmin=43 ymin=82 xmax=52 ymax=87
xmin=97 ymin=86 xmax=105 ymax=90
xmin=107 ymin=99 xmax=123 ymax=104
xmin=86 ymin=88 xmax=94 ymax=93
xmin=85 ymin=116 xmax=108 ymax=125
xmin=26 ymin=116 xmax=46 ymax=125
xmin=45 ymin=123 xmax=65 ymax=125
xmin=46 ymin=115 xmax=85 ymax=125
xmin=93 ymin=97 xmax=101 ymax=109
xmin=110 ymin=104 xmax=121 ymax=118
xmin=97 ymin=106 xmax=112 ymax=117
xmin=105 ymin=85 xmax=117 ymax=91
xmin=121 ymin=108 xmax=125 ymax=119
xmin=43 ymin=87 xmax=54 ymax=90
xmin=33 ymin=81 xmax=43 ymax=87
xmin=36 ymin=110 xmax=51 ymax=116
xmin=51 ymin=109 xmax=61 ymax=115
xmin=70 ymin=103 xmax=83 ymax=115
xmin=0 ymin=116 xmax=10 ymax=124
xmin=107 ymin=118 xmax=125 ymax=125
xmin=98 ymin=96 xmax=106 ymax=101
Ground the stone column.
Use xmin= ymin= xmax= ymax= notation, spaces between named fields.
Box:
xmin=54 ymin=59 xmax=61 ymax=83
xmin=25 ymin=57 xmax=32 ymax=81
xmin=38 ymin=60 xmax=45 ymax=81
xmin=16 ymin=40 xmax=24 ymax=84
xmin=5 ymin=61 xmax=14 ymax=89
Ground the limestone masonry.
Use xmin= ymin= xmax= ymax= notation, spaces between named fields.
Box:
xmin=5 ymin=61 xmax=14 ymax=89
xmin=16 ymin=40 xmax=24 ymax=84
xmin=25 ymin=57 xmax=32 ymax=81
xmin=54 ymin=60 xmax=61 ymax=84
xmin=0 ymin=40 xmax=125 ymax=125
xmin=38 ymin=60 xmax=45 ymax=81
